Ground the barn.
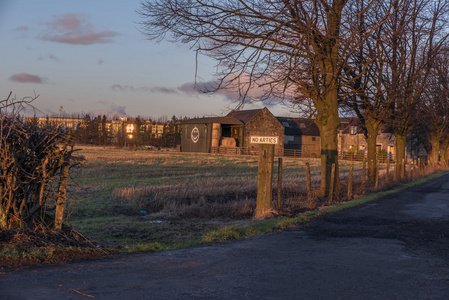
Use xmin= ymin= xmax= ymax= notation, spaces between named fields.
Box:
xmin=181 ymin=107 xmax=285 ymax=154
xmin=181 ymin=116 xmax=243 ymax=153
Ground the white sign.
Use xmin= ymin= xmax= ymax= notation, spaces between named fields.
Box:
xmin=191 ymin=127 xmax=200 ymax=143
xmin=251 ymin=136 xmax=278 ymax=144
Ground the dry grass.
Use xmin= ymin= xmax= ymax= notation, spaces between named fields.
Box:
xmin=67 ymin=146 xmax=444 ymax=250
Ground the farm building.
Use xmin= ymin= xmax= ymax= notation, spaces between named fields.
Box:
xmin=338 ymin=117 xmax=396 ymax=159
xmin=181 ymin=107 xmax=285 ymax=154
xmin=183 ymin=107 xmax=328 ymax=155
xmin=276 ymin=117 xmax=321 ymax=157
xmin=181 ymin=116 xmax=244 ymax=153
xmin=181 ymin=108 xmax=284 ymax=154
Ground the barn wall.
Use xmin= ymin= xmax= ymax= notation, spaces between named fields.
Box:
xmin=181 ymin=123 xmax=212 ymax=153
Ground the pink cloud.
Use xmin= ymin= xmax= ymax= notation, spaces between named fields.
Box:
xmin=40 ymin=14 xmax=118 ymax=45
xmin=14 ymin=26 xmax=30 ymax=32
xmin=151 ymin=86 xmax=178 ymax=94
xmin=9 ymin=73 xmax=46 ymax=84
xmin=111 ymin=84 xmax=151 ymax=93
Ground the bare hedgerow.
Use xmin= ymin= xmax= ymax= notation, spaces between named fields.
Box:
xmin=0 ymin=93 xmax=80 ymax=230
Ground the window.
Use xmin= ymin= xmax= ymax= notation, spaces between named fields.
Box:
xmin=350 ymin=126 xmax=357 ymax=135
xmin=312 ymin=137 xmax=316 ymax=141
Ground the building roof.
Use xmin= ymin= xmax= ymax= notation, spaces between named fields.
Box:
xmin=226 ymin=109 xmax=263 ymax=124
xmin=276 ymin=117 xmax=320 ymax=136
xmin=182 ymin=116 xmax=243 ymax=125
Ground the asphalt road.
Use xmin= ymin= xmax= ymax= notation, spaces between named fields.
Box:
xmin=2 ymin=174 xmax=449 ymax=299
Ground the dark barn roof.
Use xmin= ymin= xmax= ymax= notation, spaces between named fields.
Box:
xmin=277 ymin=117 xmax=320 ymax=136
xmin=226 ymin=109 xmax=263 ymax=124
xmin=182 ymin=116 xmax=243 ymax=125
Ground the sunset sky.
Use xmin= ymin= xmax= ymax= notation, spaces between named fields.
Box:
xmin=1 ymin=0 xmax=293 ymax=119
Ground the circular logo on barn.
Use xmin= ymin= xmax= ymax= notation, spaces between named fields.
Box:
xmin=191 ymin=127 xmax=200 ymax=143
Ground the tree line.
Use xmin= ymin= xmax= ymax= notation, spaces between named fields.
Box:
xmin=53 ymin=114 xmax=184 ymax=148
xmin=139 ymin=0 xmax=449 ymax=200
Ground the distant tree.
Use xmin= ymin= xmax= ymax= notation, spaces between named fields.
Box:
xmin=132 ymin=116 xmax=149 ymax=147
xmin=161 ymin=115 xmax=181 ymax=148
xmin=101 ymin=115 xmax=108 ymax=145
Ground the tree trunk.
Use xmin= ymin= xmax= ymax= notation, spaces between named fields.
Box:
xmin=429 ymin=133 xmax=440 ymax=166
xmin=395 ymin=133 xmax=406 ymax=180
xmin=365 ymin=118 xmax=381 ymax=186
xmin=315 ymin=105 xmax=340 ymax=198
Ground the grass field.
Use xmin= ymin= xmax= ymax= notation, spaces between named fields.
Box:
xmin=66 ymin=146 xmax=439 ymax=252
xmin=68 ymin=146 xmax=338 ymax=250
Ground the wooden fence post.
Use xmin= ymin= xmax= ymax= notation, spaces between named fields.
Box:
xmin=418 ymin=157 xmax=422 ymax=176
xmin=408 ymin=159 xmax=413 ymax=179
xmin=362 ymin=160 xmax=366 ymax=194
xmin=306 ymin=162 xmax=313 ymax=209
xmin=375 ymin=159 xmax=379 ymax=190
xmin=329 ymin=163 xmax=335 ymax=203
xmin=386 ymin=160 xmax=390 ymax=184
xmin=393 ymin=161 xmax=397 ymax=181
xmin=402 ymin=158 xmax=406 ymax=180
xmin=348 ymin=163 xmax=353 ymax=200
xmin=255 ymin=144 xmax=275 ymax=218
xmin=55 ymin=159 xmax=70 ymax=230
xmin=277 ymin=157 xmax=283 ymax=212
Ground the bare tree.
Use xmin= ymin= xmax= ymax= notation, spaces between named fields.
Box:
xmin=138 ymin=0 xmax=393 ymax=198
xmin=341 ymin=1 xmax=396 ymax=186
xmin=383 ymin=0 xmax=449 ymax=178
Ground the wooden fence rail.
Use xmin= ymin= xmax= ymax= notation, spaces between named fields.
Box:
xmin=210 ymin=146 xmax=410 ymax=163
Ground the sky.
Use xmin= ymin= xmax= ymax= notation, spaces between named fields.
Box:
xmin=0 ymin=0 xmax=294 ymax=120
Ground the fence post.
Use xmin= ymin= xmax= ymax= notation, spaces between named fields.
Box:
xmin=362 ymin=160 xmax=366 ymax=194
xmin=305 ymin=162 xmax=313 ymax=209
xmin=418 ymin=157 xmax=422 ymax=176
xmin=375 ymin=159 xmax=379 ymax=190
xmin=255 ymin=144 xmax=275 ymax=218
xmin=393 ymin=161 xmax=397 ymax=181
xmin=55 ymin=158 xmax=70 ymax=230
xmin=277 ymin=157 xmax=283 ymax=212
xmin=329 ymin=163 xmax=336 ymax=203
xmin=402 ymin=158 xmax=406 ymax=180
xmin=305 ymin=162 xmax=314 ymax=209
xmin=348 ymin=163 xmax=353 ymax=200
xmin=386 ymin=159 xmax=390 ymax=184
xmin=408 ymin=159 xmax=413 ymax=179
